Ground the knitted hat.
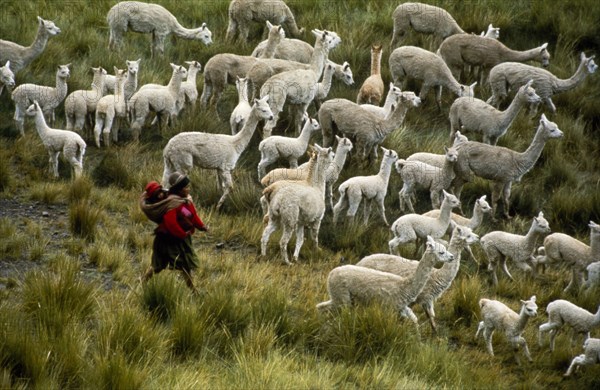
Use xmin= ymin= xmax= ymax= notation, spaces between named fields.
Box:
xmin=168 ymin=172 xmax=191 ymax=193
xmin=144 ymin=181 xmax=162 ymax=198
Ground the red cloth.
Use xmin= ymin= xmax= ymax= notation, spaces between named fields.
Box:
xmin=157 ymin=201 xmax=206 ymax=240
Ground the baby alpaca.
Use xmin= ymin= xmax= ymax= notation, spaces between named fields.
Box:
xmin=64 ymin=66 xmax=107 ymax=135
xmin=230 ymin=77 xmax=252 ymax=135
xmin=12 ymin=64 xmax=71 ymax=136
xmin=360 ymin=82 xmax=402 ymax=119
xmin=103 ymin=58 xmax=141 ymax=102
xmin=481 ymin=212 xmax=550 ymax=286
xmin=476 ymin=295 xmax=538 ymax=365
xmin=356 ymin=44 xmax=384 ymax=105
xmin=107 ymin=1 xmax=212 ymax=57
xmin=539 ymin=300 xmax=600 ymax=352
xmin=391 ymin=2 xmax=464 ymax=48
xmin=227 ymin=0 xmax=304 ymax=41
xmin=257 ymin=116 xmax=320 ymax=179
xmin=316 ymin=236 xmax=454 ymax=330
xmin=333 ymin=148 xmax=398 ymax=226
xmin=26 ymin=101 xmax=86 ymax=179
xmin=406 ymin=131 xmax=469 ymax=168
xmin=564 ymin=338 xmax=600 ymax=377
xmin=94 ymin=68 xmax=127 ymax=147
xmin=0 ymin=61 xmax=15 ymax=96
xmin=0 ymin=16 xmax=61 ymax=74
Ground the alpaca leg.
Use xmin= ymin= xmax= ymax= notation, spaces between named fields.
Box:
xmin=564 ymin=354 xmax=586 ymax=376
xmin=309 ymin=219 xmax=322 ymax=252
xmin=362 ymin=199 xmax=371 ymax=225
xmin=422 ymin=301 xmax=437 ymax=333
xmin=419 ymin=83 xmax=431 ymax=103
xmin=325 ymin=183 xmax=334 ymax=211
xmin=543 ymin=97 xmax=556 ymax=114
xmin=374 ymin=195 xmax=388 ymax=226
xmin=226 ymin=19 xmax=237 ymax=41
xmin=502 ymin=182 xmax=513 ymax=219
xmin=94 ymin=117 xmax=104 ymax=148
xmin=430 ymin=189 xmax=442 ymax=209
xmin=483 ymin=327 xmax=495 ymax=356
xmin=490 ymin=182 xmax=503 ymax=221
xmin=200 ymin=83 xmax=212 ymax=108
xmin=564 ymin=268 xmax=578 ymax=293
xmin=49 ymin=151 xmax=60 ymax=178
xmin=499 ymin=254 xmax=514 ymax=281
xmin=216 ymin=170 xmax=233 ymax=209
xmin=518 ymin=336 xmax=532 ymax=363
xmin=399 ymin=306 xmax=419 ymax=329
xmin=257 ymin=156 xmax=275 ymax=179
xmin=435 ymin=85 xmax=443 ymax=111
xmin=102 ymin=115 xmax=114 ymax=148
xmin=549 ymin=327 xmax=561 ymax=351
xmin=67 ymin=153 xmax=83 ymax=179
xmin=289 ymin=158 xmax=298 ymax=169
xmin=74 ymin=114 xmax=85 ymax=134
xmin=345 ymin=189 xmax=363 ymax=219
xmin=279 ymin=225 xmax=294 ymax=265
xmin=14 ymin=106 xmax=25 ymax=136
xmin=475 ymin=321 xmax=485 ymax=338
xmin=292 ymin=225 xmax=305 ymax=262
xmin=260 ymin=195 xmax=269 ymax=218
xmin=261 ymin=219 xmax=279 ymax=256
xmin=332 ymin=195 xmax=348 ymax=224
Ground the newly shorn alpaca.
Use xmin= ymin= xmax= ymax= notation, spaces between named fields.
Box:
xmin=356 ymin=44 xmax=384 ymax=105
xmin=452 ymin=114 xmax=563 ymax=220
xmin=107 ymin=1 xmax=212 ymax=57
xmin=0 ymin=16 xmax=61 ymax=74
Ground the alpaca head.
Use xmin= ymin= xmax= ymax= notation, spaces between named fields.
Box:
xmin=266 ymin=21 xmax=285 ymax=41
xmin=519 ymin=296 xmax=538 ymax=317
xmin=253 ymin=95 xmax=274 ymax=121
xmin=539 ymin=43 xmax=551 ymax=67
xmin=169 ymin=63 xmax=188 ymax=79
xmin=452 ymin=225 xmax=479 ymax=246
xmin=443 ymin=145 xmax=458 ymax=163
xmin=425 ymin=236 xmax=455 ymax=264
xmin=398 ymin=91 xmax=421 ymax=107
xmin=0 ymin=61 xmax=15 ymax=89
xmin=194 ymin=22 xmax=213 ymax=46
xmin=334 ymin=135 xmax=353 ymax=154
xmin=184 ymin=61 xmax=202 ymax=73
xmin=37 ymin=16 xmax=60 ymax=36
xmin=482 ymin=23 xmax=500 ymax=39
xmin=519 ymin=80 xmax=541 ymax=104
xmin=57 ymin=64 xmax=70 ymax=79
xmin=380 ymin=147 xmax=399 ymax=165
xmin=453 ymin=130 xmax=469 ymax=146
xmin=442 ymin=190 xmax=461 ymax=209
xmin=539 ymin=114 xmax=564 ymax=140
xmin=126 ymin=59 xmax=141 ymax=76
xmin=25 ymin=100 xmax=43 ymax=116
xmin=458 ymin=82 xmax=477 ymax=98
xmin=533 ymin=211 xmax=551 ymax=234
xmin=336 ymin=61 xmax=354 ymax=86
xmin=580 ymin=52 xmax=598 ymax=74
xmin=312 ymin=29 xmax=342 ymax=50
xmin=475 ymin=195 xmax=492 ymax=215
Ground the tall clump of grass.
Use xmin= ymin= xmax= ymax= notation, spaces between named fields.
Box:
xmin=86 ymin=352 xmax=147 ymax=390
xmin=170 ymin=303 xmax=216 ymax=359
xmin=0 ymin=217 xmax=28 ymax=260
xmin=445 ymin=275 xmax=483 ymax=328
xmin=140 ymin=274 xmax=187 ymax=322
xmin=69 ymin=200 xmax=102 ymax=241
xmin=21 ymin=255 xmax=97 ymax=336
xmin=0 ymin=149 xmax=12 ymax=192
xmin=91 ymin=150 xmax=133 ymax=188
xmin=88 ymin=241 xmax=130 ymax=279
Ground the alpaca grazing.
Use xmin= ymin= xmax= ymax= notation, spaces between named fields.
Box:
xmin=476 ymin=296 xmax=538 ymax=365
xmin=26 ymin=101 xmax=86 ymax=179
xmin=356 ymin=44 xmax=384 ymax=105
xmin=12 ymin=64 xmax=70 ymax=136
xmin=94 ymin=68 xmax=127 ymax=147
xmin=316 ymin=236 xmax=455 ymax=331
xmin=487 ymin=52 xmax=597 ymax=113
xmin=480 ymin=212 xmax=550 ymax=286
xmin=0 ymin=61 xmax=15 ymax=96
xmin=390 ymin=2 xmax=465 ymax=48
xmin=333 ymin=148 xmax=399 ymax=226
xmin=437 ymin=34 xmax=550 ymax=81
xmin=64 ymin=66 xmax=108 ymax=135
xmin=452 ymin=114 xmax=563 ymax=220
xmin=389 ymin=46 xmax=476 ymax=110
xmin=226 ymin=0 xmax=304 ymax=41
xmin=539 ymin=300 xmax=600 ymax=352
xmin=162 ymin=96 xmax=273 ymax=209
xmin=564 ymin=338 xmax=600 ymax=377
xmin=107 ymin=1 xmax=212 ymax=57
xmin=0 ymin=16 xmax=61 ymax=74
xmin=449 ymin=80 xmax=541 ymax=145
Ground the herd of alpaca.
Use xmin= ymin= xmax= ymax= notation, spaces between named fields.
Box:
xmin=2 ymin=1 xmax=599 ymax=375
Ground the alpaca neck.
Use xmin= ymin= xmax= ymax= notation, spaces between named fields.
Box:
xmin=503 ymin=46 xmax=542 ymax=63
xmin=33 ymin=109 xmax=49 ymax=135
xmin=441 ymin=158 xmax=456 ymax=183
xmin=232 ymin=108 xmax=262 ymax=153
xmin=370 ymin=50 xmax=382 ymax=76
xmin=441 ymin=76 xmax=463 ymax=97
xmin=522 ymin=222 xmax=543 ymax=253
xmin=438 ymin=198 xmax=454 ymax=225
xmin=406 ymin=251 xmax=437 ymax=300
xmin=468 ymin=204 xmax=485 ymax=229
xmin=316 ymin=66 xmax=335 ymax=100
xmin=309 ymin=38 xmax=329 ymax=78
xmin=297 ymin=123 xmax=314 ymax=146
xmin=515 ymin=308 xmax=532 ymax=334
xmin=381 ymin=103 xmax=410 ymax=134
xmin=172 ymin=22 xmax=200 ymax=40
xmin=498 ymin=90 xmax=528 ymax=130
xmin=553 ymin=61 xmax=590 ymax=93
xmin=514 ymin=123 xmax=548 ymax=178
xmin=283 ymin=17 xmax=302 ymax=36
xmin=440 ymin=236 xmax=467 ymax=277
xmin=377 ymin=156 xmax=394 ymax=185
xmin=590 ymin=230 xmax=600 ymax=257
xmin=187 ymin=67 xmax=200 ymax=85
xmin=237 ymin=82 xmax=249 ymax=104
xmin=382 ymin=91 xmax=397 ymax=112
xmin=55 ymin=74 xmax=68 ymax=101
xmin=304 ymin=156 xmax=319 ymax=185
xmin=167 ymin=72 xmax=184 ymax=95
xmin=22 ymin=23 xmax=50 ymax=66
xmin=326 ymin=145 xmax=350 ymax=182
xmin=261 ymin=31 xmax=282 ymax=59
xmin=91 ymin=74 xmax=106 ymax=93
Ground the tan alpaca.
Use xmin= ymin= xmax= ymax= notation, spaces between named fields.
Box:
xmin=356 ymin=44 xmax=384 ymax=105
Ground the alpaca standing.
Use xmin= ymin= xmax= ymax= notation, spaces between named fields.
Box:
xmin=452 ymin=114 xmax=563 ymax=220
xmin=107 ymin=1 xmax=212 ymax=57
xmin=162 ymin=96 xmax=273 ymax=209
xmin=226 ymin=0 xmax=304 ymax=41
xmin=94 ymin=68 xmax=127 ymax=147
xmin=333 ymin=148 xmax=398 ymax=226
xmin=12 ymin=64 xmax=70 ymax=136
xmin=64 ymin=66 xmax=108 ymax=135
xmin=230 ymin=77 xmax=252 ymax=135
xmin=539 ymin=300 xmax=600 ymax=352
xmin=260 ymin=144 xmax=334 ymax=264
xmin=0 ymin=16 xmax=61 ymax=74
xmin=360 ymin=82 xmax=402 ymax=119
xmin=487 ymin=52 xmax=597 ymax=113
xmin=103 ymin=58 xmax=141 ymax=102
xmin=356 ymin=44 xmax=384 ymax=105
xmin=26 ymin=101 xmax=86 ymax=179
xmin=0 ymin=61 xmax=15 ymax=96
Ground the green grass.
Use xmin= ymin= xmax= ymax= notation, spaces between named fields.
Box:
xmin=1 ymin=0 xmax=599 ymax=388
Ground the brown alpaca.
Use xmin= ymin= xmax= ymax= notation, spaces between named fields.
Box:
xmin=357 ymin=44 xmax=384 ymax=105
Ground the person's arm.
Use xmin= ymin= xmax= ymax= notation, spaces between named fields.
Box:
xmin=187 ymin=203 xmax=208 ymax=231
xmin=162 ymin=208 xmax=189 ymax=239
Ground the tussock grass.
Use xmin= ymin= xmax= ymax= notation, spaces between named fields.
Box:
xmin=69 ymin=200 xmax=103 ymax=241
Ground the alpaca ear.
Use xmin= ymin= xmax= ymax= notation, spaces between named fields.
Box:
xmin=343 ymin=61 xmax=350 ymax=70
xmin=442 ymin=189 xmax=450 ymax=198
xmin=525 ymin=79 xmax=533 ymax=88
xmin=540 ymin=113 xmax=548 ymax=126
xmin=201 ymin=22 xmax=207 ymax=29
xmin=480 ymin=195 xmax=487 ymax=201
xmin=488 ymin=23 xmax=493 ymax=29
xmin=4 ymin=61 xmax=10 ymax=70
xmin=114 ymin=66 xmax=119 ymax=73
xmin=470 ymin=81 xmax=477 ymax=90
xmin=538 ymin=211 xmax=544 ymax=218
xmin=426 ymin=235 xmax=435 ymax=249
xmin=266 ymin=21 xmax=273 ymax=30
xmin=541 ymin=42 xmax=548 ymax=50
xmin=37 ymin=16 xmax=43 ymax=24
xmin=581 ymin=52 xmax=586 ymax=61
xmin=335 ymin=135 xmax=341 ymax=143
xmin=531 ymin=295 xmax=536 ymax=302
xmin=444 ymin=146 xmax=449 ymax=153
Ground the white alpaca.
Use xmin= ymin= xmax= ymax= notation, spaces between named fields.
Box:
xmin=26 ymin=101 xmax=86 ymax=179
xmin=475 ymin=296 xmax=538 ymax=365
xmin=260 ymin=29 xmax=340 ymax=137
xmin=333 ymin=148 xmax=398 ymax=226
xmin=389 ymin=46 xmax=476 ymax=109
xmin=396 ymin=146 xmax=458 ymax=213
xmin=162 ymin=96 xmax=273 ymax=209
xmin=586 ymin=262 xmax=600 ymax=289
xmin=357 ymin=225 xmax=478 ymax=332
xmin=129 ymin=63 xmax=187 ymax=140
xmin=226 ymin=0 xmax=304 ymax=41
xmin=487 ymin=52 xmax=597 ymax=113
xmin=539 ymin=300 xmax=600 ymax=352
xmin=564 ymin=338 xmax=600 ymax=377
xmin=0 ymin=16 xmax=61 ymax=74
xmin=390 ymin=2 xmax=465 ymax=48
xmin=260 ymin=144 xmax=335 ymax=264
xmin=356 ymin=44 xmax=384 ymax=105
xmin=319 ymin=92 xmax=421 ymax=162
xmin=360 ymin=82 xmax=402 ymax=119
xmin=406 ymin=131 xmax=469 ymax=168
xmin=316 ymin=236 xmax=454 ymax=331
xmin=480 ymin=211 xmax=550 ymax=286
xmin=481 ymin=24 xmax=500 ymax=39
xmin=230 ymin=77 xmax=252 ymax=135
xmin=449 ymin=80 xmax=541 ymax=145
xmin=257 ymin=116 xmax=320 ymax=178
xmin=107 ymin=1 xmax=212 ymax=57
xmin=94 ymin=68 xmax=127 ymax=148
xmin=535 ymin=221 xmax=600 ymax=293
xmin=0 ymin=61 xmax=15 ymax=96
xmin=388 ymin=190 xmax=461 ymax=255
xmin=103 ymin=58 xmax=141 ymax=102
xmin=261 ymin=135 xmax=353 ymax=211
xmin=313 ymin=62 xmax=345 ymax=110
xmin=437 ymin=34 xmax=550 ymax=81
xmin=12 ymin=64 xmax=70 ymax=136
xmin=64 ymin=66 xmax=108 ymax=135
xmin=452 ymin=114 xmax=563 ymax=220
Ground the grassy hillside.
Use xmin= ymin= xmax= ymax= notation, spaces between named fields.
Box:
xmin=1 ymin=0 xmax=599 ymax=388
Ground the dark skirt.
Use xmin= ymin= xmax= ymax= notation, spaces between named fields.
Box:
xmin=151 ymin=232 xmax=199 ymax=272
